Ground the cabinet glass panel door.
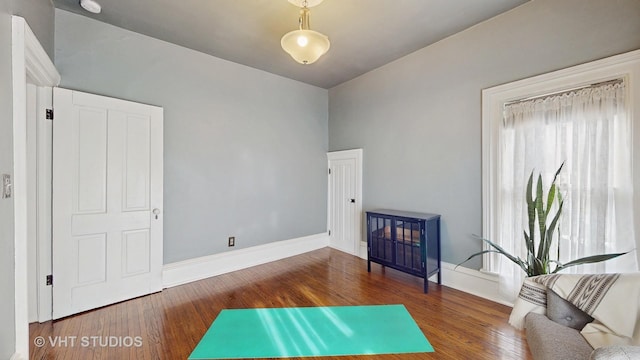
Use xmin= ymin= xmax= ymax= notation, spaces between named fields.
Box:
xmin=395 ymin=219 xmax=422 ymax=272
xmin=369 ymin=215 xmax=393 ymax=263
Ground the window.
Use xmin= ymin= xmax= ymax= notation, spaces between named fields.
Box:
xmin=482 ymin=50 xmax=640 ymax=301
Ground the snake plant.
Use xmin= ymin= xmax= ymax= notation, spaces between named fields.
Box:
xmin=461 ymin=163 xmax=629 ymax=276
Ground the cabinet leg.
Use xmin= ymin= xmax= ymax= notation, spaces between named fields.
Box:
xmin=424 ymin=278 xmax=428 ymax=293
xmin=367 ymin=260 xmax=371 ymax=272
xmin=437 ymin=270 xmax=442 ymax=285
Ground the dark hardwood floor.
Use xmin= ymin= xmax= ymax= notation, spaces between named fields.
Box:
xmin=30 ymin=248 xmax=531 ymax=359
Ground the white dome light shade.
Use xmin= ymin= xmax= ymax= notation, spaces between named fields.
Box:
xmin=281 ymin=4 xmax=330 ymax=65
xmin=281 ymin=29 xmax=330 ymax=65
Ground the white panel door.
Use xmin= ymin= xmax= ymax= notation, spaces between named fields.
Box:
xmin=328 ymin=149 xmax=363 ymax=256
xmin=52 ymin=88 xmax=163 ymax=319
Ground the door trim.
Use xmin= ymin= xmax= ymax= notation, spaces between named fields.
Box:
xmin=34 ymin=86 xmax=53 ymax=323
xmin=327 ymin=149 xmax=363 ymax=258
xmin=11 ymin=15 xmax=60 ymax=357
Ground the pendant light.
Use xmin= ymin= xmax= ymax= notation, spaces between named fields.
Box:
xmin=281 ymin=0 xmax=330 ymax=65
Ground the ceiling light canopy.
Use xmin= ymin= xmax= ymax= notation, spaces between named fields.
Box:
xmin=79 ymin=0 xmax=102 ymax=14
xmin=281 ymin=0 xmax=330 ymax=65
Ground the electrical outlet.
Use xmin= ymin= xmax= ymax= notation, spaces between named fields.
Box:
xmin=2 ymin=174 xmax=11 ymax=199
xmin=228 ymin=236 xmax=235 ymax=247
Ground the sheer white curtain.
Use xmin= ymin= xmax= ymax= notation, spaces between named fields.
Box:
xmin=496 ymin=81 xmax=638 ymax=300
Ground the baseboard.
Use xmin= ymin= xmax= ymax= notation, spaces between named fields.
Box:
xmin=429 ymin=262 xmax=513 ymax=307
xmin=162 ymin=232 xmax=330 ymax=288
xmin=357 ymin=241 xmax=510 ymax=306
xmin=358 ymin=241 xmax=367 ymax=259
xmin=356 ymin=239 xmax=509 ymax=305
xmin=163 ymin=235 xmax=513 ymax=307
xmin=11 ymin=352 xmax=26 ymax=360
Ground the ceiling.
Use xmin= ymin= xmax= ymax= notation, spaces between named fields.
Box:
xmin=53 ymin=0 xmax=529 ymax=89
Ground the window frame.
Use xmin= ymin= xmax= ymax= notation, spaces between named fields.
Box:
xmin=481 ymin=49 xmax=640 ymax=273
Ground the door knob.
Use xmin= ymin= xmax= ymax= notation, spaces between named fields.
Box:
xmin=350 ymin=199 xmax=355 ymax=203
xmin=152 ymin=208 xmax=161 ymax=219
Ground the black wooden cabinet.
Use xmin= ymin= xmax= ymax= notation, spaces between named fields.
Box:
xmin=366 ymin=209 xmax=441 ymax=293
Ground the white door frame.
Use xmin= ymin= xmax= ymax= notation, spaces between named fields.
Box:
xmin=26 ymin=84 xmax=53 ymax=324
xmin=12 ymin=15 xmax=60 ymax=357
xmin=34 ymin=86 xmax=54 ymax=323
xmin=26 ymin=83 xmax=37 ymax=323
xmin=327 ymin=149 xmax=364 ymax=258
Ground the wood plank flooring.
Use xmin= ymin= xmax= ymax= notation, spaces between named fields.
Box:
xmin=30 ymin=248 xmax=531 ymax=359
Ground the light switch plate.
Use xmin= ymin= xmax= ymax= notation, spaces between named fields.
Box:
xmin=2 ymin=174 xmax=12 ymax=199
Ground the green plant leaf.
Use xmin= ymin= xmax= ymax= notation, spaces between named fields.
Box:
xmin=456 ymin=249 xmax=500 ymax=269
xmin=526 ymin=172 xmax=536 ymax=255
xmin=535 ymin=174 xmax=547 ymax=259
xmin=524 ymin=231 xmax=535 ymax=265
xmin=486 ymin=239 xmax=530 ymax=273
xmin=546 ymin=184 xmax=556 ymax=215
xmin=545 ymin=162 xmax=563 ymax=224
xmin=458 ymin=236 xmax=529 ymax=274
xmin=556 ymin=226 xmax=562 ymax=266
xmin=544 ymin=199 xmax=563 ymax=259
xmin=552 ymin=162 xmax=565 ymax=184
xmin=531 ymin=256 xmax=546 ymax=276
xmin=552 ymin=252 xmax=631 ymax=273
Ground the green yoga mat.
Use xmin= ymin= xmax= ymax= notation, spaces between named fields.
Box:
xmin=189 ymin=304 xmax=433 ymax=359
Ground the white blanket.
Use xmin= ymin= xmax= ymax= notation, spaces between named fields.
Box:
xmin=509 ymin=273 xmax=640 ymax=348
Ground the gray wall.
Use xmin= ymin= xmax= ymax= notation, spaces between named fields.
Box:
xmin=328 ymin=0 xmax=640 ymax=269
xmin=12 ymin=0 xmax=55 ymax=58
xmin=55 ymin=10 xmax=329 ymax=264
